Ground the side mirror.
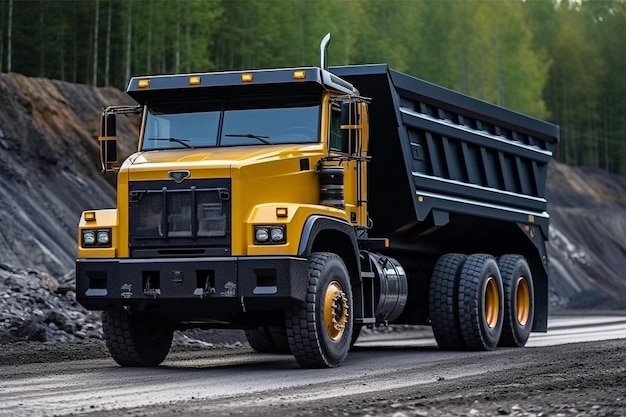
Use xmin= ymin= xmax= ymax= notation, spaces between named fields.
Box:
xmin=98 ymin=112 xmax=117 ymax=170
xmin=340 ymin=102 xmax=359 ymax=154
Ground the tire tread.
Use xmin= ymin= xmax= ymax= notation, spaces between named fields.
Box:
xmin=429 ymin=253 xmax=467 ymax=350
xmin=498 ymin=254 xmax=534 ymax=347
xmin=102 ymin=310 xmax=172 ymax=367
xmin=286 ymin=252 xmax=351 ymax=368
xmin=457 ymin=254 xmax=503 ymax=351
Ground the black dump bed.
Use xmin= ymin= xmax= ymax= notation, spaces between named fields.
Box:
xmin=331 ymin=64 xmax=559 ymax=246
xmin=331 ymin=65 xmax=558 ymax=324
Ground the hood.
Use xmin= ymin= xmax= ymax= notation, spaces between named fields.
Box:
xmin=129 ymin=144 xmax=322 ymax=166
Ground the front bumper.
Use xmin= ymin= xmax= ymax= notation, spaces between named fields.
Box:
xmin=76 ymin=256 xmax=308 ymax=321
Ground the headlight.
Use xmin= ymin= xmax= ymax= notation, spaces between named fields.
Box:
xmin=255 ymin=227 xmax=269 ymax=242
xmin=270 ymin=227 xmax=284 ymax=242
xmin=97 ymin=231 xmax=110 ymax=245
xmin=254 ymin=225 xmax=286 ymax=244
xmin=83 ymin=231 xmax=96 ymax=246
xmin=82 ymin=229 xmax=112 ymax=247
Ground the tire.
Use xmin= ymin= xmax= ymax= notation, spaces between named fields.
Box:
xmin=269 ymin=325 xmax=291 ymax=354
xmin=429 ymin=253 xmax=468 ymax=350
xmin=498 ymin=255 xmax=534 ymax=347
xmin=457 ymin=254 xmax=504 ymax=351
xmin=245 ymin=325 xmax=291 ymax=354
xmin=285 ymin=252 xmax=353 ymax=368
xmin=102 ymin=310 xmax=173 ymax=367
xmin=350 ymin=324 xmax=362 ymax=348
xmin=245 ymin=327 xmax=278 ymax=353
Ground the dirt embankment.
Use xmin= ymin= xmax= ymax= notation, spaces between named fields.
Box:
xmin=0 ymin=73 xmax=625 ymax=344
xmin=0 ymin=73 xmax=137 ymax=276
xmin=546 ymin=162 xmax=626 ymax=309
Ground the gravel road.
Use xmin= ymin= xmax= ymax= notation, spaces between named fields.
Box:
xmin=1 ymin=318 xmax=624 ymax=417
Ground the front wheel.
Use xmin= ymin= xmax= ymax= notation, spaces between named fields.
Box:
xmin=102 ymin=310 xmax=173 ymax=367
xmin=286 ymin=252 xmax=353 ymax=368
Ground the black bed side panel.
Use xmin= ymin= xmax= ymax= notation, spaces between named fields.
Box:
xmin=331 ymin=65 xmax=559 ymax=331
xmin=331 ymin=64 xmax=559 ymax=239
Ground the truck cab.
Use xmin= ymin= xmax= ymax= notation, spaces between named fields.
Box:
xmin=77 ymin=62 xmax=374 ymax=368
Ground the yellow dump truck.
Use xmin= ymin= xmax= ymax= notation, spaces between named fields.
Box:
xmin=76 ymin=35 xmax=559 ymax=368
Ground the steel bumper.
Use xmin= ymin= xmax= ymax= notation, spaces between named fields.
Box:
xmin=75 ymin=256 xmax=308 ymax=314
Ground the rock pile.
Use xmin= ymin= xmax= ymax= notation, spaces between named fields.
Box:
xmin=0 ymin=263 xmax=247 ymax=347
xmin=0 ymin=264 xmax=101 ymax=343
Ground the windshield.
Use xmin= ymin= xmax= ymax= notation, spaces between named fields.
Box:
xmin=141 ymin=95 xmax=321 ymax=151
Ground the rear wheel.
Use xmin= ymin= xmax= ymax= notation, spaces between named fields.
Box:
xmin=457 ymin=254 xmax=503 ymax=350
xmin=286 ymin=252 xmax=353 ymax=368
xmin=350 ymin=324 xmax=363 ymax=348
xmin=498 ymin=255 xmax=534 ymax=347
xmin=269 ymin=325 xmax=291 ymax=353
xmin=245 ymin=327 xmax=277 ymax=353
xmin=102 ymin=310 xmax=173 ymax=367
xmin=245 ymin=326 xmax=291 ymax=354
xmin=429 ymin=253 xmax=467 ymax=349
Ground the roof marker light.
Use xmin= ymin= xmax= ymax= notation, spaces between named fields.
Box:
xmin=276 ymin=207 xmax=288 ymax=218
xmin=293 ymin=70 xmax=306 ymax=80
xmin=189 ymin=76 xmax=201 ymax=85
xmin=241 ymin=73 xmax=254 ymax=83
xmin=137 ymin=79 xmax=150 ymax=88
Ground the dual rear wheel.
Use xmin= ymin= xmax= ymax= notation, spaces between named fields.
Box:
xmin=429 ymin=253 xmax=534 ymax=351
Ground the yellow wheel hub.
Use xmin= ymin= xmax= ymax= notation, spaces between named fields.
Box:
xmin=484 ymin=276 xmax=500 ymax=329
xmin=323 ymin=281 xmax=349 ymax=341
xmin=515 ymin=276 xmax=531 ymax=326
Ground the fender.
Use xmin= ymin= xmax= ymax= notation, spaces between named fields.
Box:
xmin=298 ymin=215 xmax=365 ymax=321
xmin=297 ymin=215 xmax=358 ymax=259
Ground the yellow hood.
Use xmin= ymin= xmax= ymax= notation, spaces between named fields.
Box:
xmin=123 ymin=144 xmax=323 ymax=180
xmin=131 ymin=144 xmax=321 ymax=165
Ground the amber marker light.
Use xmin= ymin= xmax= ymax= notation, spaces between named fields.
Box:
xmin=293 ymin=70 xmax=306 ymax=80
xmin=84 ymin=211 xmax=96 ymax=222
xmin=276 ymin=207 xmax=288 ymax=218
xmin=241 ymin=73 xmax=254 ymax=83
xmin=189 ymin=76 xmax=201 ymax=85
xmin=137 ymin=79 xmax=151 ymax=88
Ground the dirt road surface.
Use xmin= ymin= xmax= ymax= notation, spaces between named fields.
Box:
xmin=1 ymin=314 xmax=624 ymax=417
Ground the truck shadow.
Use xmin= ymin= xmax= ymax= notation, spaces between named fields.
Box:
xmin=142 ymin=345 xmax=452 ymax=373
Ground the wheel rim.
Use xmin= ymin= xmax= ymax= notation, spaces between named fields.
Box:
xmin=323 ymin=280 xmax=349 ymax=341
xmin=515 ymin=276 xmax=531 ymax=326
xmin=484 ymin=276 xmax=500 ymax=329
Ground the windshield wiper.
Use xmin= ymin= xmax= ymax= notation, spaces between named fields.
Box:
xmin=224 ymin=133 xmax=272 ymax=145
xmin=148 ymin=137 xmax=194 ymax=149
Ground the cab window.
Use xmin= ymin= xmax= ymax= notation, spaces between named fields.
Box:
xmin=330 ymin=105 xmax=347 ymax=153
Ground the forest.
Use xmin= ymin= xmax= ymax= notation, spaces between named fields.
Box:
xmin=0 ymin=0 xmax=624 ymax=174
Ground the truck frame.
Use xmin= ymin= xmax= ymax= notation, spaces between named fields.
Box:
xmin=76 ymin=35 xmax=559 ymax=368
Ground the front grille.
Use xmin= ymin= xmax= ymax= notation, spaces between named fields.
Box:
xmin=129 ymin=179 xmax=231 ymax=256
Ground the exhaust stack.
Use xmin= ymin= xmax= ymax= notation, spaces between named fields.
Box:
xmin=320 ymin=33 xmax=331 ymax=70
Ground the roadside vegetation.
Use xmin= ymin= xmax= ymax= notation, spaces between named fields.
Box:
xmin=0 ymin=0 xmax=624 ymax=173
